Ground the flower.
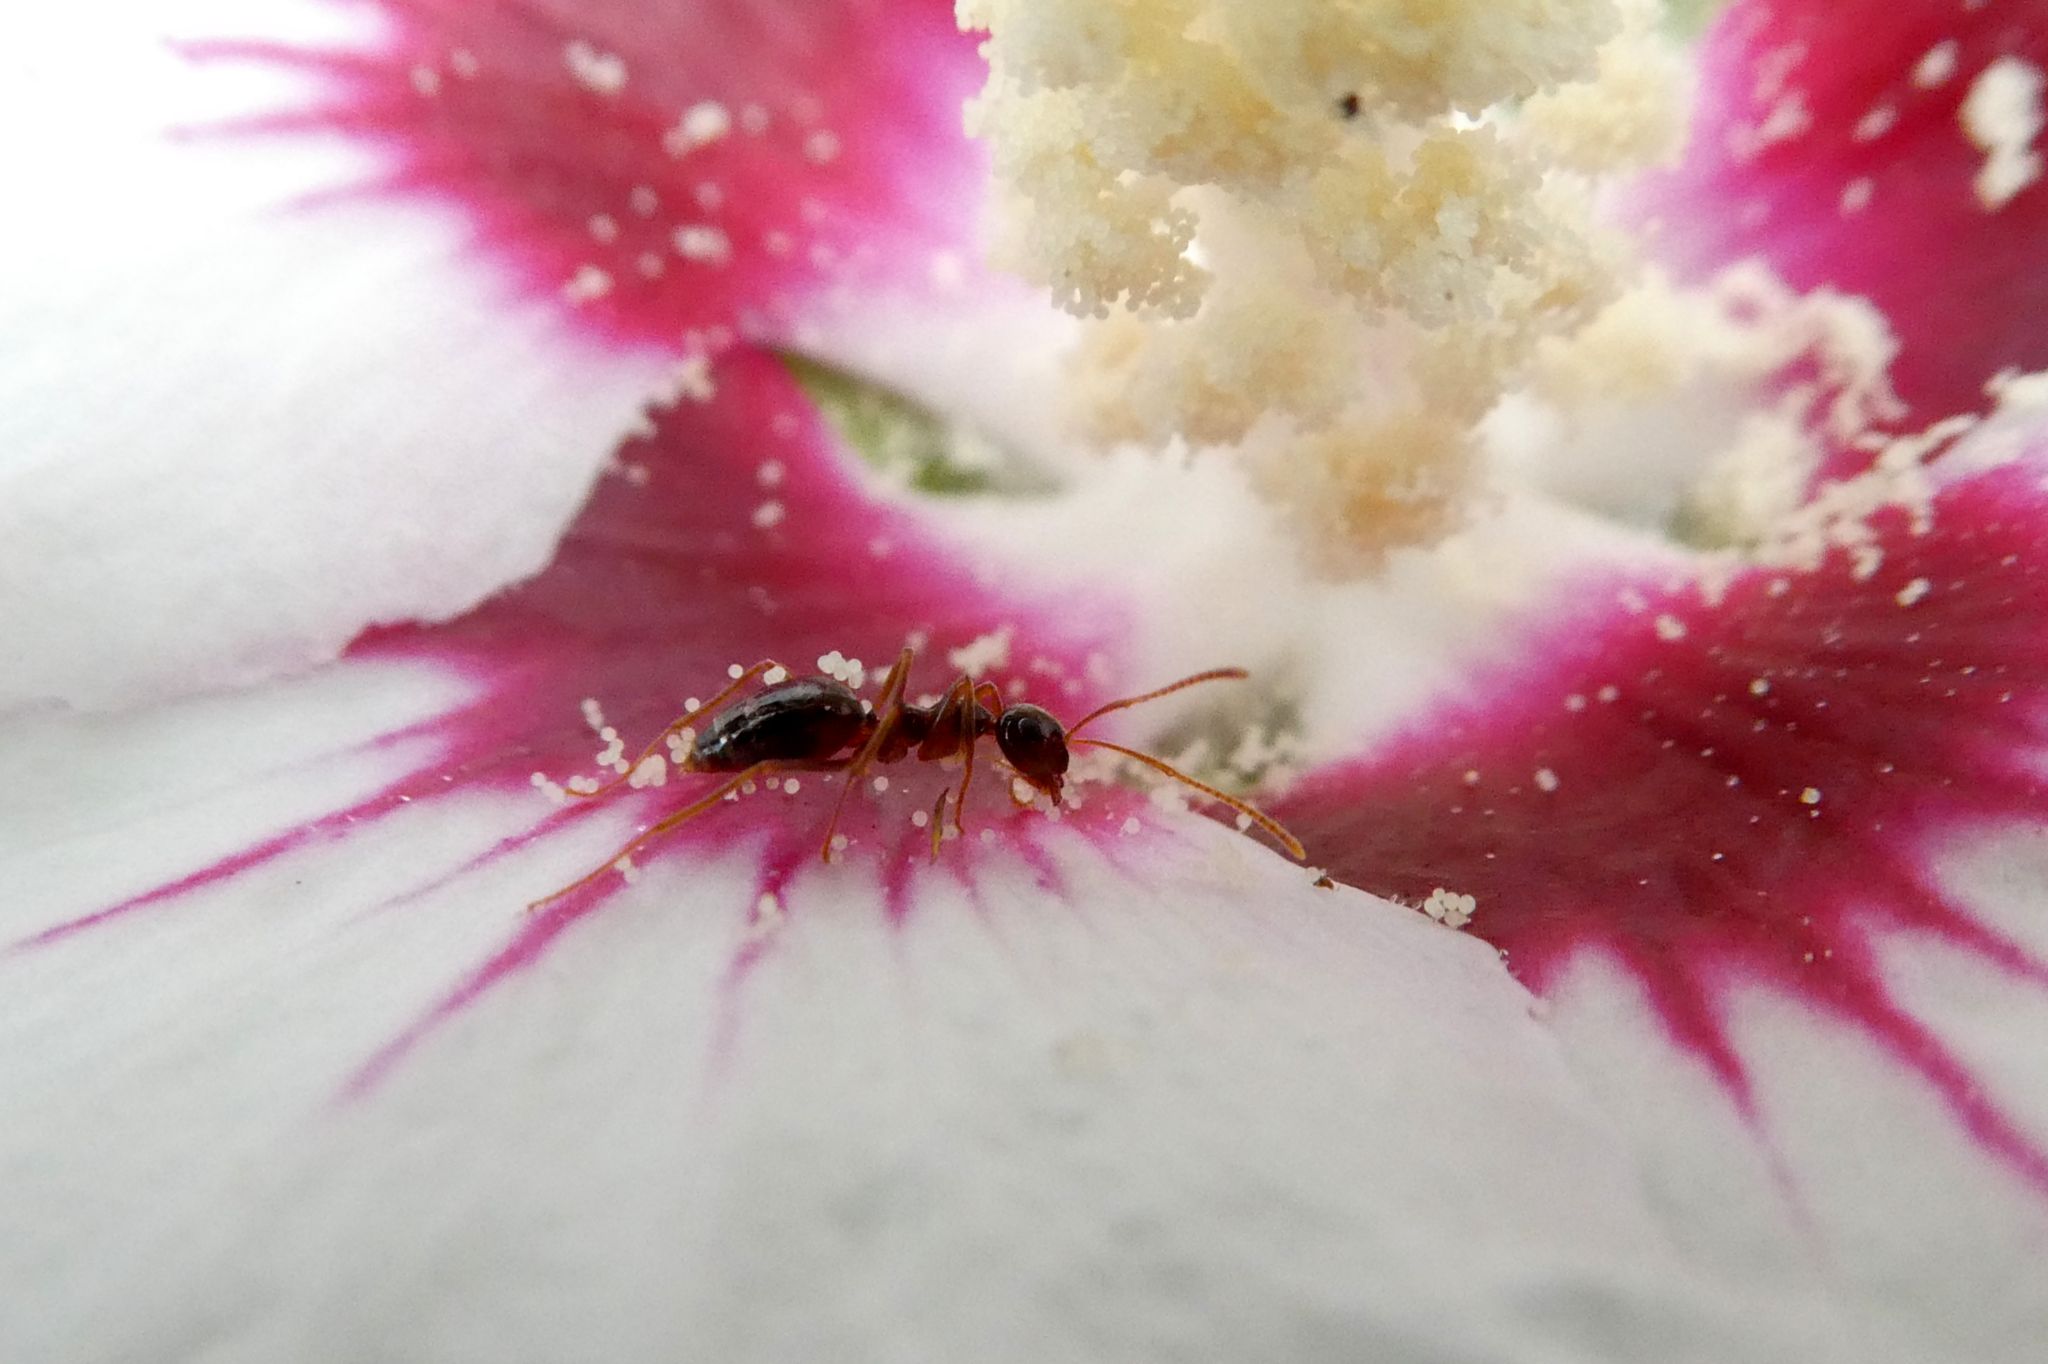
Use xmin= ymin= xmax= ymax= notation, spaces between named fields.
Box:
xmin=3 ymin=1 xmax=2047 ymax=1361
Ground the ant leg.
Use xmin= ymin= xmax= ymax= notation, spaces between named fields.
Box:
xmin=561 ymin=659 xmax=792 ymax=802
xmin=1069 ymin=737 xmax=1306 ymax=860
xmin=912 ymin=674 xmax=980 ymax=840
xmin=929 ymin=786 xmax=951 ymax=861
xmin=818 ymin=646 xmax=916 ymax=862
xmin=530 ymin=757 xmax=836 ymax=911
xmin=1067 ymin=667 xmax=1250 ymax=738
xmin=954 ymin=684 xmax=982 ymax=841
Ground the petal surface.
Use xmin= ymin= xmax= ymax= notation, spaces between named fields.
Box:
xmin=2 ymin=345 xmax=1791 ymax=1361
xmin=1633 ymin=0 xmax=2048 ymax=425
xmin=2 ymin=686 xmax=1800 ymax=1362
xmin=1280 ymin=451 xmax=2048 ymax=1356
xmin=0 ymin=0 xmax=999 ymax=710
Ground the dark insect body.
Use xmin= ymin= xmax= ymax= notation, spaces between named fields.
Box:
xmin=530 ymin=648 xmax=1305 ymax=909
xmin=692 ymin=677 xmax=867 ymax=770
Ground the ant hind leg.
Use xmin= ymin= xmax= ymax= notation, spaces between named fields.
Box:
xmin=818 ymin=646 xmax=917 ymax=862
xmin=560 ymin=659 xmax=794 ymax=803
xmin=530 ymin=755 xmax=835 ymax=912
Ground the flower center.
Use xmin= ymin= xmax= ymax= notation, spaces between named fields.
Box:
xmin=959 ymin=0 xmax=1695 ymax=571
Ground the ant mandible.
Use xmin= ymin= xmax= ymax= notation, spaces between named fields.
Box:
xmin=528 ymin=647 xmax=1306 ymax=910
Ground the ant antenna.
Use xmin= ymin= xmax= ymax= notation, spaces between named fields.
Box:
xmin=1069 ymin=737 xmax=1306 ymax=860
xmin=1067 ymin=667 xmax=1249 ymax=738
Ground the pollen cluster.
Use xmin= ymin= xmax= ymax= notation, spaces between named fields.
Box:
xmin=959 ymin=0 xmax=1689 ymax=569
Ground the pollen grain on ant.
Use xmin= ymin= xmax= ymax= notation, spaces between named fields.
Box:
xmin=526 ymin=649 xmax=1306 ymax=910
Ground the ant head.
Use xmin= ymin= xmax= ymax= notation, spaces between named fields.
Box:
xmin=996 ymin=703 xmax=1068 ymax=804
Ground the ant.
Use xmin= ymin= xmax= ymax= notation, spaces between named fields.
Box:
xmin=529 ymin=647 xmax=1305 ymax=909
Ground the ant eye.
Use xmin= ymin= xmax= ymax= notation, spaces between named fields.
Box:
xmin=996 ymin=704 xmax=1068 ymax=778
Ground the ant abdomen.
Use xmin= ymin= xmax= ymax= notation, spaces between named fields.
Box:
xmin=693 ymin=677 xmax=865 ymax=771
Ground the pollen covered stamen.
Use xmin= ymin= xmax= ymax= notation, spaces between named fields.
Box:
xmin=959 ymin=0 xmax=1690 ymax=570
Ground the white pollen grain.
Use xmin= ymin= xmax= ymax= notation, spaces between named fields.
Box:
xmin=1534 ymin=767 xmax=1560 ymax=793
xmin=1840 ymin=178 xmax=1875 ymax=214
xmin=1422 ymin=888 xmax=1477 ymax=929
xmin=804 ymin=130 xmax=842 ymax=163
xmin=561 ymin=264 xmax=613 ymax=304
xmin=872 ymin=776 xmax=890 ymax=793
xmin=948 ymin=625 xmax=1015 ymax=677
xmin=449 ymin=48 xmax=479 ymax=79
xmin=1800 ymin=786 xmax=1823 ymax=805
xmin=1655 ymin=614 xmax=1689 ymax=642
xmin=564 ymin=39 xmax=627 ymax=95
xmin=1913 ymin=40 xmax=1960 ymax=89
xmin=1854 ymin=105 xmax=1898 ymax=141
xmin=752 ymin=500 xmax=787 ymax=530
xmin=629 ymin=185 xmax=660 ymax=217
xmin=763 ymin=666 xmax=789 ymax=684
xmin=675 ymin=101 xmax=732 ymax=151
xmin=410 ymin=65 xmax=441 ymax=97
xmin=1896 ymin=576 xmax=1933 ymax=607
xmin=1961 ymin=57 xmax=2046 ymax=210
xmin=757 ymin=459 xmax=785 ymax=488
xmin=1750 ymin=678 xmax=1772 ymax=696
xmin=911 ymin=809 xmax=930 ymax=828
xmin=1565 ymin=694 xmax=1587 ymax=712
xmin=674 ymin=224 xmax=733 ymax=265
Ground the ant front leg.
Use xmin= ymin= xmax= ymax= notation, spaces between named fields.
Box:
xmin=562 ymin=659 xmax=793 ymax=802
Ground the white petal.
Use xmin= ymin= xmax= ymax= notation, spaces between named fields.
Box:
xmin=0 ymin=665 xmax=1796 ymax=1363
xmin=0 ymin=2 xmax=674 ymax=709
xmin=1545 ymin=939 xmax=2048 ymax=1364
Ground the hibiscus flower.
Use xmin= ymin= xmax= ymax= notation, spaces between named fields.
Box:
xmin=4 ymin=1 xmax=2046 ymax=1361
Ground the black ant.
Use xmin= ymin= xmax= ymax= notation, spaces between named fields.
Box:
xmin=529 ymin=647 xmax=1305 ymax=908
